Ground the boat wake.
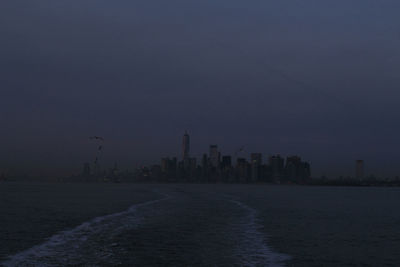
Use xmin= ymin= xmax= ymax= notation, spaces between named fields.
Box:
xmin=2 ymin=194 xmax=170 ymax=267
xmin=228 ymin=198 xmax=291 ymax=267
xmin=2 ymin=191 xmax=290 ymax=266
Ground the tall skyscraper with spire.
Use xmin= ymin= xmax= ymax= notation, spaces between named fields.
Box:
xmin=182 ymin=131 xmax=190 ymax=160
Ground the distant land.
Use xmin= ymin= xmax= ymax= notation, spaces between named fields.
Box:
xmin=2 ymin=132 xmax=400 ymax=187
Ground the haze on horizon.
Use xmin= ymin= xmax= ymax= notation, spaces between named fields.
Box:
xmin=1 ymin=0 xmax=399 ymax=178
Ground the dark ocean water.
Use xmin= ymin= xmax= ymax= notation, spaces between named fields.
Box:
xmin=1 ymin=183 xmax=400 ymax=266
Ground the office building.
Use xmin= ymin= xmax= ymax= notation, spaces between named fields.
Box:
xmin=269 ymin=155 xmax=284 ymax=183
xmin=251 ymin=153 xmax=262 ymax=182
xmin=209 ymin=145 xmax=220 ymax=168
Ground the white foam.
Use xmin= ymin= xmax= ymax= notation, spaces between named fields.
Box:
xmin=2 ymin=191 xmax=290 ymax=267
xmin=2 ymin=195 xmax=170 ymax=267
xmin=229 ymin=198 xmax=291 ymax=267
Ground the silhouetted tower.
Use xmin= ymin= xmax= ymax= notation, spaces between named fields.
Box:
xmin=236 ymin=158 xmax=249 ymax=183
xmin=221 ymin=155 xmax=233 ymax=182
xmin=189 ymin=158 xmax=197 ymax=180
xmin=269 ymin=155 xmax=284 ymax=183
xmin=251 ymin=153 xmax=262 ymax=164
xmin=285 ymin=156 xmax=301 ymax=182
xmin=209 ymin=145 xmax=219 ymax=168
xmin=251 ymin=153 xmax=262 ymax=182
xmin=182 ymin=131 xmax=190 ymax=161
xmin=161 ymin=158 xmax=169 ymax=173
xmin=356 ymin=160 xmax=364 ymax=180
xmin=161 ymin=157 xmax=177 ymax=182
xmin=221 ymin=156 xmax=232 ymax=169
xmin=201 ymin=153 xmax=209 ymax=180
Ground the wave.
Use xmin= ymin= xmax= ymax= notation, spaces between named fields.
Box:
xmin=2 ymin=194 xmax=170 ymax=267
xmin=2 ymin=190 xmax=290 ymax=267
xmin=229 ymin=198 xmax=291 ymax=267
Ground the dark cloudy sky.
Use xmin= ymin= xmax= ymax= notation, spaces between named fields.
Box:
xmin=1 ymin=0 xmax=400 ymax=177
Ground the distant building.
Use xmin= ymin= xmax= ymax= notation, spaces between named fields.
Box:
xmin=284 ymin=156 xmax=311 ymax=183
xmin=269 ymin=155 xmax=284 ymax=183
xmin=182 ymin=131 xmax=190 ymax=161
xmin=221 ymin=155 xmax=233 ymax=182
xmin=251 ymin=153 xmax=262 ymax=182
xmin=180 ymin=131 xmax=195 ymax=180
xmin=209 ymin=145 xmax=220 ymax=168
xmin=201 ymin=153 xmax=209 ymax=181
xmin=356 ymin=160 xmax=364 ymax=180
xmin=301 ymin=162 xmax=311 ymax=181
xmin=221 ymin=156 xmax=232 ymax=169
xmin=285 ymin=156 xmax=301 ymax=182
xmin=251 ymin=153 xmax=262 ymax=165
xmin=236 ymin=158 xmax=249 ymax=183
xmin=161 ymin=157 xmax=177 ymax=182
xmin=189 ymin=158 xmax=197 ymax=180
xmin=161 ymin=158 xmax=169 ymax=173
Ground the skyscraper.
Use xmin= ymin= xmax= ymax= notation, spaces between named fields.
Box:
xmin=201 ymin=153 xmax=209 ymax=180
xmin=221 ymin=156 xmax=232 ymax=169
xmin=209 ymin=145 xmax=219 ymax=168
xmin=182 ymin=131 xmax=190 ymax=161
xmin=269 ymin=155 xmax=284 ymax=183
xmin=236 ymin=158 xmax=249 ymax=183
xmin=285 ymin=156 xmax=301 ymax=182
xmin=250 ymin=153 xmax=262 ymax=182
xmin=251 ymin=153 xmax=262 ymax=165
xmin=161 ymin=158 xmax=169 ymax=173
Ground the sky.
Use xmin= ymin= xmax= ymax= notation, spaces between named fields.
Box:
xmin=1 ymin=0 xmax=400 ymax=177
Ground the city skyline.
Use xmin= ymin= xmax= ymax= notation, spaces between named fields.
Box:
xmin=1 ymin=1 xmax=400 ymax=178
xmin=0 ymin=129 xmax=394 ymax=180
xmin=76 ymin=131 xmax=312 ymax=184
xmin=64 ymin=131 xmax=396 ymax=186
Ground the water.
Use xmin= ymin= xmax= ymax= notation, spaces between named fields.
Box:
xmin=2 ymin=195 xmax=171 ymax=266
xmin=1 ymin=183 xmax=400 ymax=266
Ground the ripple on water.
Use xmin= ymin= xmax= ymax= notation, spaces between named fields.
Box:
xmin=2 ymin=191 xmax=290 ymax=266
